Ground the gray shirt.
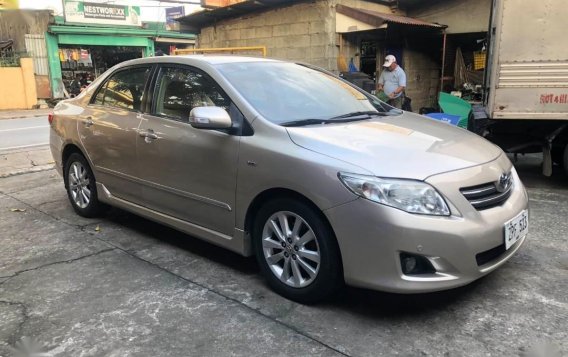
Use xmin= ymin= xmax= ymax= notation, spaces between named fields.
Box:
xmin=378 ymin=65 xmax=407 ymax=99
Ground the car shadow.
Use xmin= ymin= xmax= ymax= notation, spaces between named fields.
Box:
xmin=94 ymin=152 xmax=555 ymax=315
xmin=102 ymin=207 xmax=259 ymax=276
xmin=100 ymin=206 xmax=486 ymax=316
xmin=322 ymin=279 xmax=487 ymax=319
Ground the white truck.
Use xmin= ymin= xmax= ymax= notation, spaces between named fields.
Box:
xmin=477 ymin=0 xmax=568 ymax=176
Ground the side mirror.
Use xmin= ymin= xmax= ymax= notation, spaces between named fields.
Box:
xmin=189 ymin=106 xmax=232 ymax=129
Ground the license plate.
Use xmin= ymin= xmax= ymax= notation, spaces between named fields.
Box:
xmin=504 ymin=209 xmax=528 ymax=250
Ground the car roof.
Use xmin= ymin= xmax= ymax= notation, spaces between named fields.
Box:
xmin=119 ymin=55 xmax=283 ymax=67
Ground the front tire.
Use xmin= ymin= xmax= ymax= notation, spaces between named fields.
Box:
xmin=253 ymin=198 xmax=343 ymax=303
xmin=64 ymin=153 xmax=105 ymax=218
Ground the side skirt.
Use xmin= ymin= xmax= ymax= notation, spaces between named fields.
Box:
xmin=97 ymin=183 xmax=252 ymax=256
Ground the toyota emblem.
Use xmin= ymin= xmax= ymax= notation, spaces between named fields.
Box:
xmin=496 ymin=172 xmax=512 ymax=192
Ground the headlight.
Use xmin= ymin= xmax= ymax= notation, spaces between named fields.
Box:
xmin=338 ymin=172 xmax=450 ymax=216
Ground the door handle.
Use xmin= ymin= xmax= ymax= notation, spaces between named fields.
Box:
xmin=82 ymin=117 xmax=94 ymax=127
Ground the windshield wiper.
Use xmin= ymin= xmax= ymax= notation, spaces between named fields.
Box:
xmin=281 ymin=119 xmax=334 ymax=127
xmin=329 ymin=111 xmax=387 ymax=119
xmin=281 ymin=117 xmax=374 ymax=127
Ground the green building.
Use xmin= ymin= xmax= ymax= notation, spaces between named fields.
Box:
xmin=0 ymin=3 xmax=195 ymax=99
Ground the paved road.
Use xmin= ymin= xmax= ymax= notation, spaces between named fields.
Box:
xmin=0 ymin=156 xmax=566 ymax=356
xmin=0 ymin=117 xmax=49 ymax=151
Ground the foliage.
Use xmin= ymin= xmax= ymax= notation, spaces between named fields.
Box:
xmin=0 ymin=51 xmax=30 ymax=67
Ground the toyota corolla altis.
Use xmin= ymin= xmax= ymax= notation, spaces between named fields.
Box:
xmin=50 ymin=56 xmax=529 ymax=303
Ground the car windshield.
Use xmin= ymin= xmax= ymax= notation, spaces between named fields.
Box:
xmin=216 ymin=61 xmax=399 ymax=125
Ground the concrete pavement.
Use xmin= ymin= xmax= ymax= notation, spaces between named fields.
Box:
xmin=0 ymin=115 xmax=54 ymax=178
xmin=0 ymin=170 xmax=344 ymax=357
xmin=0 ymin=146 xmax=54 ymax=178
xmin=0 ymin=154 xmax=566 ymax=356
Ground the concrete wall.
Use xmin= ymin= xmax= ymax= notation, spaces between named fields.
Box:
xmin=197 ymin=0 xmax=403 ymax=72
xmin=0 ymin=10 xmax=52 ymax=101
xmin=0 ymin=10 xmax=52 ymax=52
xmin=196 ymin=0 xmax=441 ymax=111
xmin=408 ymin=0 xmax=491 ymax=34
xmin=404 ymin=48 xmax=441 ymax=110
xmin=0 ymin=58 xmax=38 ymax=110
xmin=198 ymin=1 xmax=337 ymax=70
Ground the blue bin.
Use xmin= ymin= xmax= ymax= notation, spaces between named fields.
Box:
xmin=424 ymin=113 xmax=461 ymax=126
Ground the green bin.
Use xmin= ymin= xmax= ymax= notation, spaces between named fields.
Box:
xmin=438 ymin=92 xmax=471 ymax=129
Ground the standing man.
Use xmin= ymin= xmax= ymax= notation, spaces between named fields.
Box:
xmin=377 ymin=55 xmax=407 ymax=109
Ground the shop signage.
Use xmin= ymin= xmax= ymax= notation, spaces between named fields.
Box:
xmin=84 ymin=3 xmax=126 ymax=20
xmin=64 ymin=0 xmax=141 ymax=26
xmin=165 ymin=6 xmax=185 ymax=31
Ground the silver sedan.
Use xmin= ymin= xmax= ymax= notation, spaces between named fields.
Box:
xmin=49 ymin=56 xmax=529 ymax=303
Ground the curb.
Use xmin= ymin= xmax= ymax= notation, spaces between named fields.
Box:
xmin=0 ymin=145 xmax=50 ymax=154
xmin=0 ymin=110 xmax=52 ymax=120
xmin=0 ymin=164 xmax=55 ymax=178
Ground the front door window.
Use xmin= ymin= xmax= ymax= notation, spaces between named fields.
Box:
xmin=154 ymin=67 xmax=231 ymax=122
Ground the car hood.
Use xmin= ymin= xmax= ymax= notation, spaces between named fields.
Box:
xmin=286 ymin=112 xmax=502 ymax=180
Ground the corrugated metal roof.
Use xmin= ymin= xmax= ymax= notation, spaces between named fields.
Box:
xmin=178 ymin=1 xmax=444 ymax=31
xmin=178 ymin=0 xmax=305 ymax=31
xmin=336 ymin=4 xmax=444 ymax=28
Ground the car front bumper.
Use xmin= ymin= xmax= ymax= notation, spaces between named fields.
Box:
xmin=324 ymin=155 xmax=529 ymax=293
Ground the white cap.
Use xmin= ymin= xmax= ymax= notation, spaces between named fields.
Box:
xmin=383 ymin=55 xmax=396 ymax=67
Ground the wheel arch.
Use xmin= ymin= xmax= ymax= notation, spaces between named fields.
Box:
xmin=243 ymin=188 xmax=343 ymax=266
xmin=62 ymin=143 xmax=86 ymax=167
xmin=61 ymin=143 xmax=91 ymax=187
xmin=245 ymin=188 xmax=345 ymax=301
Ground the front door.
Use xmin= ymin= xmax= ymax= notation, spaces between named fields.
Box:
xmin=78 ymin=65 xmax=152 ymax=204
xmin=136 ymin=65 xmax=240 ymax=236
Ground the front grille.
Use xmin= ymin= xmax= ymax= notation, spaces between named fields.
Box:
xmin=476 ymin=244 xmax=506 ymax=266
xmin=460 ymin=179 xmax=513 ymax=210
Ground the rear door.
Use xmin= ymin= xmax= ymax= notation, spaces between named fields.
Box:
xmin=136 ymin=64 xmax=241 ymax=236
xmin=79 ymin=65 xmax=152 ymax=204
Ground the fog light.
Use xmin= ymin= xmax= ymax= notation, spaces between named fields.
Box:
xmin=400 ymin=252 xmax=436 ymax=275
xmin=403 ymin=256 xmax=417 ymax=273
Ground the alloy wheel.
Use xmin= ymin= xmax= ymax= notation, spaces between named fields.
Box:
xmin=261 ymin=211 xmax=321 ymax=288
xmin=68 ymin=161 xmax=91 ymax=209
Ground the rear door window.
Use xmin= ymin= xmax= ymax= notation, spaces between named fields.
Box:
xmin=92 ymin=66 xmax=151 ymax=112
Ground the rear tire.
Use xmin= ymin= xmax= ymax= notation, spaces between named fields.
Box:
xmin=64 ymin=153 xmax=106 ymax=218
xmin=252 ymin=198 xmax=343 ymax=304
